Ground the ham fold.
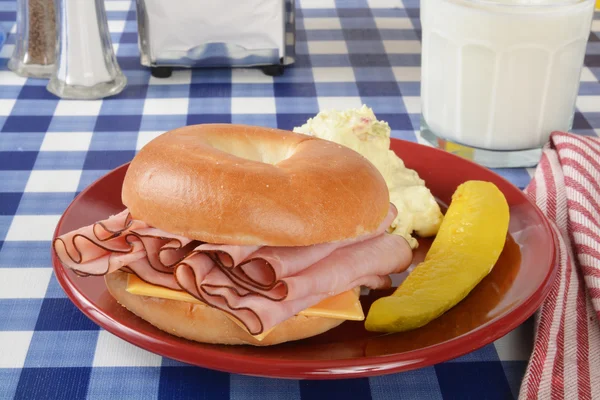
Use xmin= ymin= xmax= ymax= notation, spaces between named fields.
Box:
xmin=53 ymin=205 xmax=413 ymax=335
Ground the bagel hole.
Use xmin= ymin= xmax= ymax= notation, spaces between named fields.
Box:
xmin=205 ymin=139 xmax=295 ymax=165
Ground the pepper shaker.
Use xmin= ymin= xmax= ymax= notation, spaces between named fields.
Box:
xmin=8 ymin=0 xmax=57 ymax=78
xmin=46 ymin=0 xmax=126 ymax=99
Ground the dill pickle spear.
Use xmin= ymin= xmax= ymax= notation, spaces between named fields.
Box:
xmin=365 ymin=180 xmax=510 ymax=333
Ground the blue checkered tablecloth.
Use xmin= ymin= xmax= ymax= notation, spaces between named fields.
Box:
xmin=0 ymin=0 xmax=599 ymax=399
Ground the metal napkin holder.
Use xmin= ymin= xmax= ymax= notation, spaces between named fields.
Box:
xmin=134 ymin=0 xmax=296 ymax=77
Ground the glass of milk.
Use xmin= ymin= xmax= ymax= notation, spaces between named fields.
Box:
xmin=419 ymin=0 xmax=594 ymax=167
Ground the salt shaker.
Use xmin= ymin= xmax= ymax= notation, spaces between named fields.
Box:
xmin=8 ymin=0 xmax=57 ymax=78
xmin=47 ymin=0 xmax=126 ymax=99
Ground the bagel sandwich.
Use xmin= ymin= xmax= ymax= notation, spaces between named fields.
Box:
xmin=53 ymin=124 xmax=413 ymax=346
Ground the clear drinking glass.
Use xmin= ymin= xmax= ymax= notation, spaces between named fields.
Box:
xmin=8 ymin=0 xmax=57 ymax=78
xmin=46 ymin=0 xmax=126 ymax=99
xmin=419 ymin=0 xmax=595 ymax=167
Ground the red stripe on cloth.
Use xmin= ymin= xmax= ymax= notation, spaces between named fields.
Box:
xmin=564 ymin=175 xmax=600 ymax=215
xmin=558 ymin=143 xmax=600 ymax=172
xmin=526 ymin=273 xmax=561 ymax=399
xmin=525 ymin=156 xmax=563 ymax=399
xmin=542 ymin=153 xmax=559 ymax=222
xmin=575 ymin=244 xmax=600 ymax=261
xmin=567 ymin=200 xmax=600 ymax=231
xmin=576 ymin=265 xmax=592 ymax=400
xmin=550 ymin=252 xmax=569 ymax=400
xmin=586 ymin=287 xmax=600 ymax=320
xmin=554 ymin=132 xmax=600 ymax=159
xmin=569 ymin=221 xmax=600 ymax=244
xmin=547 ymin=155 xmax=567 ymax=400
xmin=588 ymin=287 xmax=600 ymax=300
xmin=551 ymin=132 xmax=600 ymax=157
xmin=580 ymin=264 xmax=600 ymax=280
xmin=525 ymin=175 xmax=537 ymax=203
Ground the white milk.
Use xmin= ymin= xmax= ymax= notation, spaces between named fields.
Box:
xmin=420 ymin=0 xmax=594 ymax=151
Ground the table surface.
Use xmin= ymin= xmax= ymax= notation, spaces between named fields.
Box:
xmin=0 ymin=0 xmax=598 ymax=399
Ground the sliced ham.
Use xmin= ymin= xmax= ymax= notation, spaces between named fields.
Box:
xmin=280 ymin=233 xmax=409 ymax=300
xmin=53 ymin=210 xmax=146 ymax=275
xmin=159 ymin=239 xmax=200 ymax=267
xmin=127 ymin=228 xmax=195 ymax=273
xmin=199 ymin=269 xmax=333 ymax=335
xmin=124 ymin=258 xmax=181 ymax=290
xmin=53 ymin=211 xmax=196 ymax=280
xmin=197 ymin=233 xmax=408 ymax=333
xmin=188 ymin=205 xmax=398 ymax=290
xmin=53 ymin=204 xmax=413 ymax=335
xmin=174 ymin=253 xmax=216 ymax=296
xmin=196 ymin=244 xmax=262 ymax=268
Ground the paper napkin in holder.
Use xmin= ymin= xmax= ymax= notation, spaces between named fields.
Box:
xmin=136 ymin=0 xmax=296 ymax=70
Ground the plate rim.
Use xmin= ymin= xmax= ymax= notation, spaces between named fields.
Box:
xmin=51 ymin=138 xmax=558 ymax=379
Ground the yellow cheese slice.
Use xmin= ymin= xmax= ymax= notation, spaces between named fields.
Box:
xmin=225 ymin=314 xmax=277 ymax=342
xmin=125 ymin=274 xmax=364 ymax=341
xmin=300 ymin=288 xmax=365 ymax=321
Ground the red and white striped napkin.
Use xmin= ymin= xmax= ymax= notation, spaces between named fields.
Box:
xmin=519 ymin=132 xmax=600 ymax=399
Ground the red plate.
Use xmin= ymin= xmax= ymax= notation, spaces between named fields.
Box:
xmin=52 ymin=138 xmax=557 ymax=379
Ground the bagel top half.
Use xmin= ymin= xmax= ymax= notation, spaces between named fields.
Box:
xmin=121 ymin=124 xmax=390 ymax=246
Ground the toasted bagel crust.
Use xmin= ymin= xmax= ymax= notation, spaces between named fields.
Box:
xmin=105 ymin=271 xmax=345 ymax=346
xmin=121 ymin=124 xmax=390 ymax=246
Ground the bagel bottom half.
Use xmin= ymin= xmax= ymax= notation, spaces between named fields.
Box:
xmin=105 ymin=271 xmax=346 ymax=346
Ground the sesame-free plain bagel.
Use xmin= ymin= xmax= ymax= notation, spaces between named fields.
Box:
xmin=105 ymin=270 xmax=348 ymax=346
xmin=121 ymin=124 xmax=390 ymax=246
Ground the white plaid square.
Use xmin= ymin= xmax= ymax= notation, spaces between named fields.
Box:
xmin=104 ymin=1 xmax=131 ymax=11
xmin=402 ymin=96 xmax=421 ymax=114
xmin=308 ymin=41 xmax=348 ymax=55
xmin=5 ymin=215 xmax=62 ymax=241
xmin=0 ymin=268 xmax=53 ymax=299
xmin=0 ymin=44 xmax=14 ymax=58
xmin=231 ymin=97 xmax=276 ymax=114
xmin=0 ymin=331 xmax=34 ymax=368
xmin=298 ymin=0 xmax=335 ymax=8
xmin=580 ymin=67 xmax=597 ymax=82
xmin=0 ymin=99 xmax=15 ymax=116
xmin=286 ymin=32 xmax=295 ymax=46
xmin=392 ymin=67 xmax=421 ymax=82
xmin=231 ymin=68 xmax=274 ymax=84
xmin=93 ymin=331 xmax=162 ymax=367
xmin=318 ymin=97 xmax=364 ymax=112
xmin=137 ymin=131 xmax=165 ymax=150
xmin=302 ymin=18 xmax=342 ymax=30
xmin=0 ymin=71 xmax=27 ymax=86
xmin=312 ymin=67 xmax=356 ymax=83
xmin=40 ymin=132 xmax=93 ymax=152
xmin=375 ymin=17 xmax=413 ymax=30
xmin=54 ymin=100 xmax=103 ymax=116
xmin=494 ymin=322 xmax=533 ymax=361
xmin=576 ymin=96 xmax=600 ymax=112
xmin=25 ymin=170 xmax=82 ymax=193
xmin=143 ymin=98 xmax=189 ymax=115
xmin=383 ymin=40 xmax=421 ymax=54
xmin=367 ymin=0 xmax=403 ymax=7
xmin=107 ymin=20 xmax=126 ymax=34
